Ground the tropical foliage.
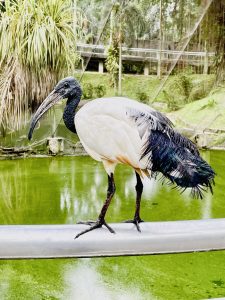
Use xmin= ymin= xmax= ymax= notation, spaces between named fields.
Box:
xmin=105 ymin=41 xmax=120 ymax=91
xmin=0 ymin=0 xmax=79 ymax=131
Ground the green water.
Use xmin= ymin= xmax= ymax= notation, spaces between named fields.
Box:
xmin=0 ymin=151 xmax=225 ymax=300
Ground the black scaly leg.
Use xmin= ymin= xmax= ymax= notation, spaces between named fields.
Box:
xmin=75 ymin=173 xmax=116 ymax=239
xmin=124 ymin=171 xmax=144 ymax=232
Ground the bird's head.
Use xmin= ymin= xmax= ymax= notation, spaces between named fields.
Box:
xmin=28 ymin=77 xmax=81 ymax=140
xmin=55 ymin=76 xmax=82 ymax=101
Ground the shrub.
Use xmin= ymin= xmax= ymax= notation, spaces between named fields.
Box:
xmin=189 ymin=79 xmax=214 ymax=102
xmin=163 ymin=90 xmax=180 ymax=111
xmin=105 ymin=43 xmax=119 ymax=89
xmin=178 ymin=75 xmax=193 ymax=99
xmin=164 ymin=74 xmax=193 ymax=109
xmin=95 ymin=84 xmax=106 ymax=98
xmin=82 ymin=83 xmax=94 ymax=99
xmin=136 ymin=89 xmax=148 ymax=103
xmin=181 ymin=66 xmax=195 ymax=75
xmin=189 ymin=85 xmax=207 ymax=101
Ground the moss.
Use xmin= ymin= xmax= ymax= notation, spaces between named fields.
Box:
xmin=0 ymin=153 xmax=224 ymax=299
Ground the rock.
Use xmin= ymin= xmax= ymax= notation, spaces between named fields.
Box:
xmin=47 ymin=137 xmax=64 ymax=155
xmin=194 ymin=133 xmax=209 ymax=149
xmin=151 ymin=102 xmax=168 ymax=111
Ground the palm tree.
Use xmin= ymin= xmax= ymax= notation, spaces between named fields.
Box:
xmin=214 ymin=0 xmax=225 ymax=83
xmin=0 ymin=0 xmax=80 ymax=132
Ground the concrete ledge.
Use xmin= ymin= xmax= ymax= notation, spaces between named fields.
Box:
xmin=0 ymin=219 xmax=225 ymax=259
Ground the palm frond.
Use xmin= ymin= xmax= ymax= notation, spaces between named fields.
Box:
xmin=0 ymin=0 xmax=80 ymax=130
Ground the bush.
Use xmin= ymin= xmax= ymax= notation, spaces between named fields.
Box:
xmin=82 ymin=83 xmax=94 ymax=99
xmin=189 ymin=85 xmax=207 ymax=101
xmin=178 ymin=75 xmax=193 ymax=99
xmin=180 ymin=67 xmax=195 ymax=75
xmin=163 ymin=74 xmax=193 ymax=110
xmin=95 ymin=84 xmax=106 ymax=98
xmin=189 ymin=79 xmax=214 ymax=102
xmin=105 ymin=44 xmax=119 ymax=88
xmin=163 ymin=90 xmax=180 ymax=111
xmin=136 ymin=89 xmax=149 ymax=103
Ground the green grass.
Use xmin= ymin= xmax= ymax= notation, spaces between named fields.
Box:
xmin=170 ymin=86 xmax=225 ymax=131
xmin=76 ymin=72 xmax=161 ymax=100
xmin=77 ymin=72 xmax=215 ymax=102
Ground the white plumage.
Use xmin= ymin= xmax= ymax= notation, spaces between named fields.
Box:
xmin=75 ymin=97 xmax=152 ymax=176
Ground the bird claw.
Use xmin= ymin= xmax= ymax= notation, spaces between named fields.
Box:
xmin=75 ymin=219 xmax=115 ymax=239
xmin=123 ymin=218 xmax=144 ymax=232
xmin=77 ymin=220 xmax=96 ymax=226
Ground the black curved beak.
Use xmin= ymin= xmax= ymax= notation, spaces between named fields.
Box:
xmin=28 ymin=90 xmax=62 ymax=140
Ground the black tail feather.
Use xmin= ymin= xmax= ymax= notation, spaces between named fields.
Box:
xmin=142 ymin=130 xmax=215 ymax=199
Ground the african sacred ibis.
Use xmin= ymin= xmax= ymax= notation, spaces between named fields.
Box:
xmin=28 ymin=77 xmax=215 ymax=239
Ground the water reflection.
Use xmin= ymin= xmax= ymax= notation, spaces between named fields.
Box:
xmin=201 ymin=192 xmax=212 ymax=219
xmin=64 ymin=261 xmax=149 ymax=300
xmin=0 ymin=104 xmax=78 ymax=148
xmin=60 ymin=187 xmax=71 ymax=211
xmin=0 ymin=151 xmax=223 ymax=226
xmin=200 ymin=150 xmax=213 ymax=219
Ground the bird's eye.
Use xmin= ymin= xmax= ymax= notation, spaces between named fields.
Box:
xmin=64 ymin=83 xmax=69 ymax=88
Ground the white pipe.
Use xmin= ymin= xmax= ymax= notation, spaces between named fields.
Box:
xmin=0 ymin=219 xmax=225 ymax=259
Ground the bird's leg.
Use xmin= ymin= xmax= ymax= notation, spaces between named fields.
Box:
xmin=123 ymin=172 xmax=144 ymax=232
xmin=75 ymin=173 xmax=116 ymax=239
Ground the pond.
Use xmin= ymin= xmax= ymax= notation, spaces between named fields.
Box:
xmin=0 ymin=151 xmax=224 ymax=300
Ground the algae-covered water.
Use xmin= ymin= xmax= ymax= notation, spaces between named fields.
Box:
xmin=0 ymin=151 xmax=225 ymax=300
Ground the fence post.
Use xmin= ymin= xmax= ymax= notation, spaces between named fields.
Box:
xmin=157 ymin=51 xmax=161 ymax=78
xmin=98 ymin=61 xmax=104 ymax=74
xmin=203 ymin=51 xmax=209 ymax=74
xmin=144 ymin=62 xmax=149 ymax=76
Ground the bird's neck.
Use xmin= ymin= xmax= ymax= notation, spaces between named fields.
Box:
xmin=63 ymin=97 xmax=80 ymax=134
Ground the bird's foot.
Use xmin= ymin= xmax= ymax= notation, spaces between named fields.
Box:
xmin=77 ymin=220 xmax=96 ymax=226
xmin=75 ymin=218 xmax=115 ymax=239
xmin=123 ymin=217 xmax=144 ymax=232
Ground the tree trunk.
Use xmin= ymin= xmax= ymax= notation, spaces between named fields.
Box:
xmin=215 ymin=0 xmax=225 ymax=83
xmin=118 ymin=39 xmax=122 ymax=95
xmin=158 ymin=0 xmax=163 ymax=79
xmin=110 ymin=9 xmax=115 ymax=45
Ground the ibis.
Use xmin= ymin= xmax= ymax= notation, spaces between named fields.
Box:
xmin=28 ymin=77 xmax=215 ymax=239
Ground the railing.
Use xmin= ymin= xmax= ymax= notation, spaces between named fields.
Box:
xmin=1 ymin=218 xmax=225 ymax=259
xmin=77 ymin=43 xmax=215 ymax=65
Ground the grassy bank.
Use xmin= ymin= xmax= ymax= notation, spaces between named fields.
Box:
xmin=77 ymin=72 xmax=215 ymax=106
xmin=170 ymin=86 xmax=225 ymax=131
